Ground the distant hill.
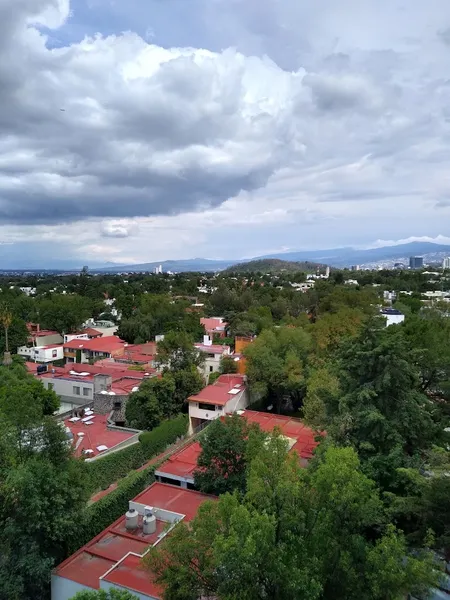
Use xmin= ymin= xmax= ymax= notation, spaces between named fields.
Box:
xmin=94 ymin=241 xmax=450 ymax=273
xmin=223 ymin=258 xmax=323 ymax=274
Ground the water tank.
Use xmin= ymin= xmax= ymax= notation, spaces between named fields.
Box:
xmin=125 ymin=508 xmax=139 ymax=530
xmin=143 ymin=513 xmax=156 ymax=535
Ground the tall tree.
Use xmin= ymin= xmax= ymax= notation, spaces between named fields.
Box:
xmin=194 ymin=414 xmax=266 ymax=496
xmin=147 ymin=442 xmax=438 ymax=600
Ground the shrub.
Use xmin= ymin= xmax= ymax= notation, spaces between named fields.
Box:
xmin=71 ymin=466 xmax=156 ymax=552
xmin=86 ymin=414 xmax=188 ymax=495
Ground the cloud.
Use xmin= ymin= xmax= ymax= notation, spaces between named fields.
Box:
xmin=1 ymin=0 xmax=450 ymax=265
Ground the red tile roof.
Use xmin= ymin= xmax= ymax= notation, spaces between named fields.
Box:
xmin=54 ymin=483 xmax=215 ymax=597
xmin=64 ymin=336 xmax=125 ymax=354
xmin=188 ymin=374 xmax=246 ymax=407
xmin=64 ymin=413 xmax=135 ymax=458
xmin=200 ymin=317 xmax=228 ymax=332
xmin=157 ymin=410 xmax=322 ymax=482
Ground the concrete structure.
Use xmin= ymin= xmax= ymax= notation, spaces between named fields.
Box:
xmin=381 ymin=308 xmax=405 ymax=327
xmin=27 ymin=323 xmax=63 ymax=346
xmin=194 ymin=335 xmax=231 ymax=379
xmin=52 ymin=483 xmax=215 ymax=600
xmin=156 ymin=410 xmax=322 ymax=488
xmin=187 ymin=374 xmax=249 ymax=434
xmin=200 ymin=317 xmax=228 ymax=339
xmin=17 ymin=343 xmax=64 ymax=363
xmin=443 ymin=257 xmax=450 ymax=270
xmin=409 ymin=256 xmax=424 ymax=270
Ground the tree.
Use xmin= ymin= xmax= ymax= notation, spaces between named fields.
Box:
xmin=147 ymin=442 xmax=438 ymax=600
xmin=0 ymin=312 xmax=28 ymax=357
xmin=0 ymin=416 xmax=89 ymax=600
xmin=323 ymin=326 xmax=440 ymax=490
xmin=126 ymin=375 xmax=176 ymax=430
xmin=37 ymin=294 xmax=94 ymax=333
xmin=70 ymin=590 xmax=139 ymax=600
xmin=194 ymin=414 xmax=266 ymax=496
xmin=244 ymin=326 xmax=310 ymax=413
xmin=156 ymin=331 xmax=204 ymax=372
xmin=311 ymin=307 xmax=365 ymax=354
xmin=219 ymin=354 xmax=238 ymax=374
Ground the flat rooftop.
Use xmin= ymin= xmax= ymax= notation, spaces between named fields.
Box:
xmin=188 ymin=374 xmax=246 ymax=407
xmin=54 ymin=483 xmax=215 ymax=597
xmin=156 ymin=410 xmax=321 ymax=483
xmin=63 ymin=413 xmax=135 ymax=458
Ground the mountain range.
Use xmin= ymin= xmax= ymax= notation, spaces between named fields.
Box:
xmin=97 ymin=241 xmax=450 ymax=273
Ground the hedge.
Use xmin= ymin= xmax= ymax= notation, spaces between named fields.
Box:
xmin=71 ymin=465 xmax=156 ymax=552
xmin=86 ymin=414 xmax=188 ymax=495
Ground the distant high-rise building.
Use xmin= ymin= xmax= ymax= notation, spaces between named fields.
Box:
xmin=325 ymin=266 xmax=330 ymax=278
xmin=350 ymin=265 xmax=360 ymax=271
xmin=409 ymin=256 xmax=423 ymax=270
xmin=154 ymin=264 xmax=163 ymax=274
xmin=443 ymin=257 xmax=450 ymax=270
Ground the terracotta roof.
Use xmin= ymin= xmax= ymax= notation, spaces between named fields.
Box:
xmin=200 ymin=317 xmax=228 ymax=332
xmin=54 ymin=483 xmax=215 ymax=598
xmin=63 ymin=413 xmax=135 ymax=458
xmin=188 ymin=374 xmax=246 ymax=407
xmin=194 ymin=343 xmax=230 ymax=354
xmin=63 ymin=336 xmax=125 ymax=354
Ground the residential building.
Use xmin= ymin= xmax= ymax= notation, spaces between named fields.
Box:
xmin=62 ymin=411 xmax=138 ymax=459
xmin=156 ymin=410 xmax=322 ymax=488
xmin=233 ymin=336 xmax=254 ymax=374
xmin=187 ymin=374 xmax=249 ymax=434
xmin=409 ymin=256 xmax=424 ymax=270
xmin=17 ymin=343 xmax=64 ymax=363
xmin=64 ymin=336 xmax=126 ymax=364
xmin=27 ymin=323 xmax=63 ymax=346
xmin=52 ymin=483 xmax=215 ymax=600
xmin=29 ymin=362 xmax=150 ymax=417
xmin=443 ymin=257 xmax=450 ymax=270
xmin=381 ymin=308 xmax=405 ymax=327
xmin=194 ymin=335 xmax=231 ymax=378
xmin=64 ymin=329 xmax=103 ymax=344
xmin=200 ymin=317 xmax=228 ymax=339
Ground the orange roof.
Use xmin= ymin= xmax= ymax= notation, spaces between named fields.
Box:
xmin=188 ymin=374 xmax=246 ymax=407
xmin=63 ymin=336 xmax=125 ymax=354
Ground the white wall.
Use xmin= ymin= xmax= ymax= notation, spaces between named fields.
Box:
xmin=51 ymin=575 xmax=92 ymax=600
xmin=18 ymin=345 xmax=64 ymax=363
xmin=385 ymin=314 xmax=405 ymax=327
xmin=42 ymin=377 xmax=94 ymax=403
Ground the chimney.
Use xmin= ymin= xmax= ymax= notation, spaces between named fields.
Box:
xmin=203 ymin=335 xmax=212 ymax=347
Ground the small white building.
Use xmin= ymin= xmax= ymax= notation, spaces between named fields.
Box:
xmin=194 ymin=336 xmax=231 ymax=379
xmin=381 ymin=308 xmax=405 ymax=327
xmin=18 ymin=344 xmax=64 ymax=363
xmin=187 ymin=374 xmax=249 ymax=434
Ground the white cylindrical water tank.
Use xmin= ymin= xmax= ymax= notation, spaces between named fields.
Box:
xmin=143 ymin=514 xmax=156 ymax=535
xmin=125 ymin=508 xmax=139 ymax=530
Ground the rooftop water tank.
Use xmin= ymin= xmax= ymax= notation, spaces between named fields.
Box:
xmin=125 ymin=508 xmax=139 ymax=530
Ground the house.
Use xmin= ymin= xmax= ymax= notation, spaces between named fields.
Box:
xmin=381 ymin=308 xmax=405 ymax=327
xmin=17 ymin=343 xmax=64 ymax=363
xmin=233 ymin=336 xmax=254 ymax=375
xmin=62 ymin=412 xmax=138 ymax=459
xmin=52 ymin=483 xmax=215 ymax=600
xmin=155 ymin=410 xmax=321 ymax=488
xmin=26 ymin=323 xmax=63 ymax=346
xmin=64 ymin=329 xmax=103 ymax=344
xmin=30 ymin=362 xmax=151 ymax=417
xmin=200 ymin=317 xmax=228 ymax=339
xmin=187 ymin=374 xmax=249 ymax=434
xmin=194 ymin=335 xmax=231 ymax=378
xmin=64 ymin=336 xmax=126 ymax=364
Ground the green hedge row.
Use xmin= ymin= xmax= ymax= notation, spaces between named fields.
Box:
xmin=71 ymin=466 xmax=156 ymax=552
xmin=86 ymin=414 xmax=188 ymax=494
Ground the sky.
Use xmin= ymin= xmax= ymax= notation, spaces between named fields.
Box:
xmin=1 ymin=0 xmax=450 ymax=267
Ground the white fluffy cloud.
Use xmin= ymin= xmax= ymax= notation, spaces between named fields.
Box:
xmin=0 ymin=0 xmax=450 ymax=265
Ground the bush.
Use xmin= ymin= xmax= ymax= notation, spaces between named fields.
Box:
xmin=86 ymin=414 xmax=188 ymax=495
xmin=72 ymin=466 xmax=156 ymax=552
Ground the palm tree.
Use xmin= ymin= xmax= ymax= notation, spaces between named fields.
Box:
xmin=0 ymin=308 xmax=13 ymax=366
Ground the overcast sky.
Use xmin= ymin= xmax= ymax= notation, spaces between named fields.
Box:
xmin=1 ymin=0 xmax=450 ymax=267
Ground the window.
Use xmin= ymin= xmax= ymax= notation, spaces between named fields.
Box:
xmin=73 ymin=386 xmax=80 ymax=395
xmin=83 ymin=388 xmax=90 ymax=397
xmin=52 ymin=349 xmax=58 ymax=358
xmin=198 ymin=403 xmax=217 ymax=412
xmin=48 ymin=383 xmax=54 ymax=391
xmin=209 ymin=366 xmax=214 ymax=373
xmin=207 ymin=353 xmax=215 ymax=359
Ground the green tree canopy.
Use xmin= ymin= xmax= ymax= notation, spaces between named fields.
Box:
xmin=148 ymin=442 xmax=438 ymax=600
xmin=70 ymin=590 xmax=139 ymax=600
